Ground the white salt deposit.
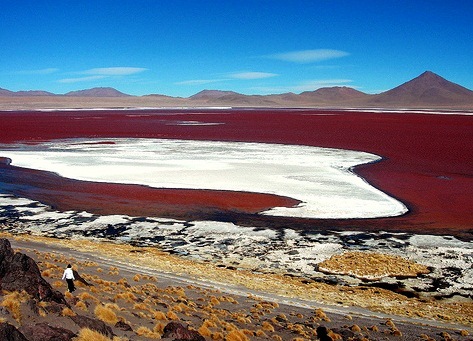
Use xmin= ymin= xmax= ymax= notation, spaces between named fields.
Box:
xmin=0 ymin=193 xmax=471 ymax=297
xmin=0 ymin=138 xmax=407 ymax=219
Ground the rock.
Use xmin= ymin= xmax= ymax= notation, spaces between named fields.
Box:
xmin=0 ymin=322 xmax=29 ymax=341
xmin=115 ymin=320 xmax=133 ymax=331
xmin=316 ymin=326 xmax=333 ymax=341
xmin=162 ymin=322 xmax=206 ymax=341
xmin=0 ymin=239 xmax=67 ymax=305
xmin=19 ymin=323 xmax=76 ymax=341
xmin=70 ymin=314 xmax=114 ymax=338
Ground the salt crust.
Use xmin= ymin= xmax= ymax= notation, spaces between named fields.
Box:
xmin=0 ymin=138 xmax=407 ymax=219
xmin=0 ymin=194 xmax=471 ymax=298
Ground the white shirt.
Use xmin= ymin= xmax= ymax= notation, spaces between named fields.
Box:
xmin=62 ymin=268 xmax=75 ymax=280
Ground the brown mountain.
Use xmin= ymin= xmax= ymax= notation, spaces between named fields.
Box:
xmin=189 ymin=90 xmax=241 ymax=101
xmin=0 ymin=88 xmax=55 ymax=96
xmin=368 ymin=71 xmax=473 ymax=107
xmin=300 ymin=86 xmax=370 ymax=103
xmin=65 ymin=87 xmax=130 ymax=97
xmin=1 ymin=71 xmax=473 ymax=108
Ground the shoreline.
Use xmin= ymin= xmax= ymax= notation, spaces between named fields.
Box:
xmin=1 ymin=192 xmax=471 ymax=301
xmin=2 ymin=231 xmax=472 ymax=331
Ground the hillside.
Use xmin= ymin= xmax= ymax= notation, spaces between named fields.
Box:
xmin=1 ymin=71 xmax=473 ymax=109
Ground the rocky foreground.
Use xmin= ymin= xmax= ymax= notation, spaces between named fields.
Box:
xmin=0 ymin=233 xmax=472 ymax=340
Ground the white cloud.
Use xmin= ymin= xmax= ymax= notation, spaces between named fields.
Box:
xmin=267 ymin=49 xmax=349 ymax=63
xmin=229 ymin=72 xmax=278 ymax=79
xmin=252 ymin=79 xmax=354 ymax=94
xmin=58 ymin=75 xmax=106 ymax=83
xmin=83 ymin=67 xmax=148 ymax=76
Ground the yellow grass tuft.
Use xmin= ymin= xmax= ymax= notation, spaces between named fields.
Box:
xmin=77 ymin=292 xmax=98 ymax=302
xmin=255 ymin=330 xmax=267 ymax=338
xmin=153 ymin=322 xmax=166 ymax=334
xmin=166 ymin=310 xmax=179 ymax=320
xmin=75 ymin=301 xmax=88 ymax=311
xmin=198 ymin=325 xmax=212 ymax=337
xmin=1 ymin=291 xmax=30 ymax=322
xmin=225 ymin=329 xmax=249 ymax=341
xmin=74 ymin=328 xmax=113 ymax=341
xmin=62 ymin=307 xmax=76 ymax=317
xmin=154 ymin=311 xmax=167 ymax=321
xmin=41 ymin=269 xmax=52 ymax=277
xmin=52 ymin=280 xmax=64 ymax=288
xmin=351 ymin=324 xmax=362 ymax=332
xmin=94 ymin=304 xmax=119 ymax=325
xmin=133 ymin=302 xmax=150 ymax=311
xmin=314 ymin=308 xmax=330 ymax=322
xmin=261 ymin=321 xmax=275 ymax=333
xmin=135 ymin=326 xmax=161 ymax=338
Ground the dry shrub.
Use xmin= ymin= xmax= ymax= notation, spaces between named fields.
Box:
xmin=133 ymin=302 xmax=149 ymax=311
xmin=351 ymin=324 xmax=362 ymax=332
xmin=203 ymin=319 xmax=217 ymax=328
xmin=314 ymin=308 xmax=330 ymax=322
xmin=212 ymin=332 xmax=224 ymax=340
xmin=255 ymin=330 xmax=267 ymax=338
xmin=115 ymin=291 xmax=137 ymax=303
xmin=133 ymin=274 xmax=141 ymax=281
xmin=104 ymin=303 xmax=120 ymax=310
xmin=198 ymin=325 xmax=212 ymax=338
xmin=261 ymin=321 xmax=275 ymax=333
xmin=75 ymin=301 xmax=88 ymax=311
xmin=41 ymin=269 xmax=52 ymax=277
xmin=226 ymin=329 xmax=249 ymax=341
xmin=62 ymin=307 xmax=76 ymax=317
xmin=271 ymin=336 xmax=283 ymax=341
xmin=65 ymin=291 xmax=73 ymax=299
xmin=166 ymin=310 xmax=179 ymax=321
xmin=1 ymin=291 xmax=30 ymax=322
xmin=74 ymin=328 xmax=112 ymax=341
xmin=210 ymin=296 xmax=221 ymax=306
xmin=153 ymin=322 xmax=166 ymax=334
xmin=94 ymin=304 xmax=119 ymax=325
xmin=77 ymin=292 xmax=98 ymax=302
xmin=154 ymin=311 xmax=167 ymax=320
xmin=52 ymin=280 xmax=64 ymax=288
xmin=135 ymin=326 xmax=160 ymax=338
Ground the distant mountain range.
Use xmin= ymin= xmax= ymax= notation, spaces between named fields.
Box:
xmin=2 ymin=71 xmax=473 ymax=108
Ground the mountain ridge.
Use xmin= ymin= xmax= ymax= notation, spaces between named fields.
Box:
xmin=1 ymin=71 xmax=473 ymax=108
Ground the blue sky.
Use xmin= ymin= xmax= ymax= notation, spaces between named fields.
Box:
xmin=1 ymin=1 xmax=472 ymax=97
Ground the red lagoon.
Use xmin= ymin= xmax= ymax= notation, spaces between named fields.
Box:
xmin=0 ymin=109 xmax=472 ymax=240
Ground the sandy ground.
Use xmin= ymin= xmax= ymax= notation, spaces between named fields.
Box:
xmin=1 ymin=232 xmax=472 ymax=341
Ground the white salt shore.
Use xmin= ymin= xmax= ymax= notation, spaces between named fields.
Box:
xmin=0 ymin=138 xmax=407 ymax=219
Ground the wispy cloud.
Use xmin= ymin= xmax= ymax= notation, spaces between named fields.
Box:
xmin=83 ymin=67 xmax=147 ymax=76
xmin=58 ymin=75 xmax=106 ymax=83
xmin=267 ymin=49 xmax=349 ymax=63
xmin=252 ymin=79 xmax=354 ymax=94
xmin=229 ymin=72 xmax=278 ymax=79
xmin=16 ymin=68 xmax=59 ymax=75
xmin=57 ymin=66 xmax=147 ymax=84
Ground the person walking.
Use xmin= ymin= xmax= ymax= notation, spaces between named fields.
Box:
xmin=62 ymin=264 xmax=76 ymax=293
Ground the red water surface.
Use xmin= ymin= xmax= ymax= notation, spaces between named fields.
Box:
xmin=1 ymin=109 xmax=472 ymax=239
